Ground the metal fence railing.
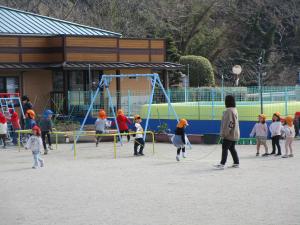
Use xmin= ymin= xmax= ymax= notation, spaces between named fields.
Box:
xmin=67 ymin=86 xmax=300 ymax=121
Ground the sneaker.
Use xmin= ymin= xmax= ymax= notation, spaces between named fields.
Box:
xmin=32 ymin=166 xmax=37 ymax=169
xmin=282 ymin=155 xmax=289 ymax=158
xmin=289 ymin=154 xmax=294 ymax=157
xmin=176 ymin=155 xmax=180 ymax=161
xmin=48 ymin=146 xmax=53 ymax=150
xmin=261 ymin=153 xmax=269 ymax=157
xmin=213 ymin=164 xmax=225 ymax=170
xmin=276 ymin=153 xmax=282 ymax=156
xmin=256 ymin=153 xmax=259 ymax=156
xmin=270 ymin=152 xmax=276 ymax=155
xmin=230 ymin=164 xmax=239 ymax=168
xmin=182 ymin=152 xmax=186 ymax=158
xmin=44 ymin=151 xmax=48 ymax=155
xmin=138 ymin=152 xmax=144 ymax=156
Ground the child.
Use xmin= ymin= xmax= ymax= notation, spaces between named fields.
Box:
xmin=25 ymin=109 xmax=36 ymax=129
xmin=0 ymin=112 xmax=7 ymax=149
xmin=214 ymin=95 xmax=240 ymax=169
xmin=269 ymin=112 xmax=282 ymax=156
xmin=250 ymin=114 xmax=269 ymax=156
xmin=282 ymin=116 xmax=295 ymax=158
xmin=133 ymin=115 xmax=145 ymax=156
xmin=9 ymin=109 xmax=21 ymax=145
xmin=116 ymin=109 xmax=131 ymax=142
xmin=39 ymin=109 xmax=53 ymax=155
xmin=95 ymin=109 xmax=109 ymax=147
xmin=21 ymin=95 xmax=33 ymax=129
xmin=172 ymin=119 xmax=188 ymax=161
xmin=25 ymin=126 xmax=44 ymax=169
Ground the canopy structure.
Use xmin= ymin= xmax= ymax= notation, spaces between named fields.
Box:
xmin=75 ymin=73 xmax=191 ymax=148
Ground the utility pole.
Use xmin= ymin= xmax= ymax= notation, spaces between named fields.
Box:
xmin=258 ymin=50 xmax=265 ymax=114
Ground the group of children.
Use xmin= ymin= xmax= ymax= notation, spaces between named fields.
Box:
xmin=0 ymin=95 xmax=54 ymax=168
xmin=250 ymin=112 xmax=295 ymax=158
xmin=1 ymin=94 xmax=297 ymax=169
xmin=94 ymin=108 xmax=144 ymax=156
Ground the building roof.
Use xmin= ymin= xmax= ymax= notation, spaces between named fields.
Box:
xmin=0 ymin=5 xmax=121 ymax=37
xmin=0 ymin=62 xmax=184 ymax=70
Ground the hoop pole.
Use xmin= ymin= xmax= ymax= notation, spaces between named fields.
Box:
xmin=143 ymin=76 xmax=157 ymax=141
xmin=113 ymin=135 xmax=117 ymax=159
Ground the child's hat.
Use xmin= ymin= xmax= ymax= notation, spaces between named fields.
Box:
xmin=259 ymin=114 xmax=266 ymax=120
xmin=32 ymin=125 xmax=41 ymax=134
xmin=26 ymin=109 xmax=36 ymax=119
xmin=98 ymin=109 xmax=107 ymax=119
xmin=134 ymin=114 xmax=141 ymax=121
xmin=285 ymin=116 xmax=293 ymax=127
xmin=43 ymin=109 xmax=53 ymax=118
xmin=177 ymin=119 xmax=188 ymax=128
xmin=273 ymin=112 xmax=281 ymax=117
xmin=117 ymin=109 xmax=124 ymax=115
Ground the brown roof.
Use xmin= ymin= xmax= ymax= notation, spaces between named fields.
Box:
xmin=0 ymin=62 xmax=183 ymax=70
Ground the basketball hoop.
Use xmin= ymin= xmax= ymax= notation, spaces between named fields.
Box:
xmin=232 ymin=65 xmax=242 ymax=86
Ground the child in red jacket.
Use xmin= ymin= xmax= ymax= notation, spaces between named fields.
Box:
xmin=9 ymin=109 xmax=21 ymax=145
xmin=117 ymin=109 xmax=131 ymax=142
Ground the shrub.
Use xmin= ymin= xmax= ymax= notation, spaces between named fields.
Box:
xmin=179 ymin=55 xmax=215 ymax=87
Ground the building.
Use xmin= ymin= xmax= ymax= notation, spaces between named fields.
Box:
xmin=0 ymin=5 xmax=182 ymax=115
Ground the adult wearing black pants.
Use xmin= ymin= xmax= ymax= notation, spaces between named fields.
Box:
xmin=214 ymin=95 xmax=240 ymax=170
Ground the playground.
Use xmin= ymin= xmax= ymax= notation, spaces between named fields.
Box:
xmin=0 ymin=142 xmax=299 ymax=225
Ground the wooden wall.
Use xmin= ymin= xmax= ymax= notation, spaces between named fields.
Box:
xmin=0 ymin=36 xmax=165 ymax=64
xmin=65 ymin=37 xmax=165 ymax=63
xmin=0 ymin=36 xmax=63 ymax=63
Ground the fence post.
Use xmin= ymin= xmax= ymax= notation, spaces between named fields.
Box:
xmin=128 ymin=90 xmax=131 ymax=116
xmin=211 ymin=88 xmax=215 ymax=120
xmin=167 ymin=89 xmax=171 ymax=119
xmin=285 ymin=86 xmax=288 ymax=116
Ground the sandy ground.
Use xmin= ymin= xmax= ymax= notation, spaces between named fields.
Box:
xmin=0 ymin=140 xmax=299 ymax=225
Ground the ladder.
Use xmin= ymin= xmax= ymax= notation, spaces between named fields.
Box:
xmin=0 ymin=93 xmax=25 ymax=144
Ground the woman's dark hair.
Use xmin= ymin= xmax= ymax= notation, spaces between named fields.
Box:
xmin=225 ymin=95 xmax=236 ymax=108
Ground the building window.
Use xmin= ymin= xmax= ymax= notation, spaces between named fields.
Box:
xmin=52 ymin=71 xmax=64 ymax=92
xmin=0 ymin=76 xmax=19 ymax=93
xmin=69 ymin=71 xmax=85 ymax=91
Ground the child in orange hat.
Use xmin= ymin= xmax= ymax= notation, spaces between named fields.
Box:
xmin=282 ymin=116 xmax=295 ymax=158
xmin=95 ymin=109 xmax=110 ymax=147
xmin=250 ymin=114 xmax=269 ymax=156
xmin=172 ymin=119 xmax=188 ymax=161
xmin=133 ymin=115 xmax=145 ymax=156
xmin=116 ymin=109 xmax=131 ymax=142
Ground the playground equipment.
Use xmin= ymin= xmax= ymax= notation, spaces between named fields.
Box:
xmin=0 ymin=93 xmax=24 ymax=143
xmin=75 ymin=73 xmax=191 ymax=148
xmin=17 ymin=129 xmax=155 ymax=159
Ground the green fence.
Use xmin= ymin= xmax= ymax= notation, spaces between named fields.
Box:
xmin=68 ymin=86 xmax=300 ymax=121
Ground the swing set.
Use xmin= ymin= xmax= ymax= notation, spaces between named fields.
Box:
xmin=75 ymin=73 xmax=191 ymax=148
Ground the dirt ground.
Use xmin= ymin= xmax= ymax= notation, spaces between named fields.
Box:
xmin=0 ymin=140 xmax=299 ymax=225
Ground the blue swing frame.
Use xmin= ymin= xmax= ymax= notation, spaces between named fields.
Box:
xmin=74 ymin=73 xmax=191 ymax=148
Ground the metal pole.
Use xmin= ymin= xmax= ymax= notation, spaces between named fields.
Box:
xmin=105 ymin=79 xmax=123 ymax=145
xmin=157 ymin=75 xmax=192 ymax=148
xmin=143 ymin=76 xmax=157 ymax=141
xmin=73 ymin=79 xmax=101 ymax=149
xmin=221 ymin=74 xmax=224 ymax=101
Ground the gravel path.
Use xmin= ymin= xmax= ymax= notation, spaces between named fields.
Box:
xmin=0 ymin=140 xmax=299 ymax=225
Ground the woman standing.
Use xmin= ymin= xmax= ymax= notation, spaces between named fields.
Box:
xmin=214 ymin=95 xmax=240 ymax=170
